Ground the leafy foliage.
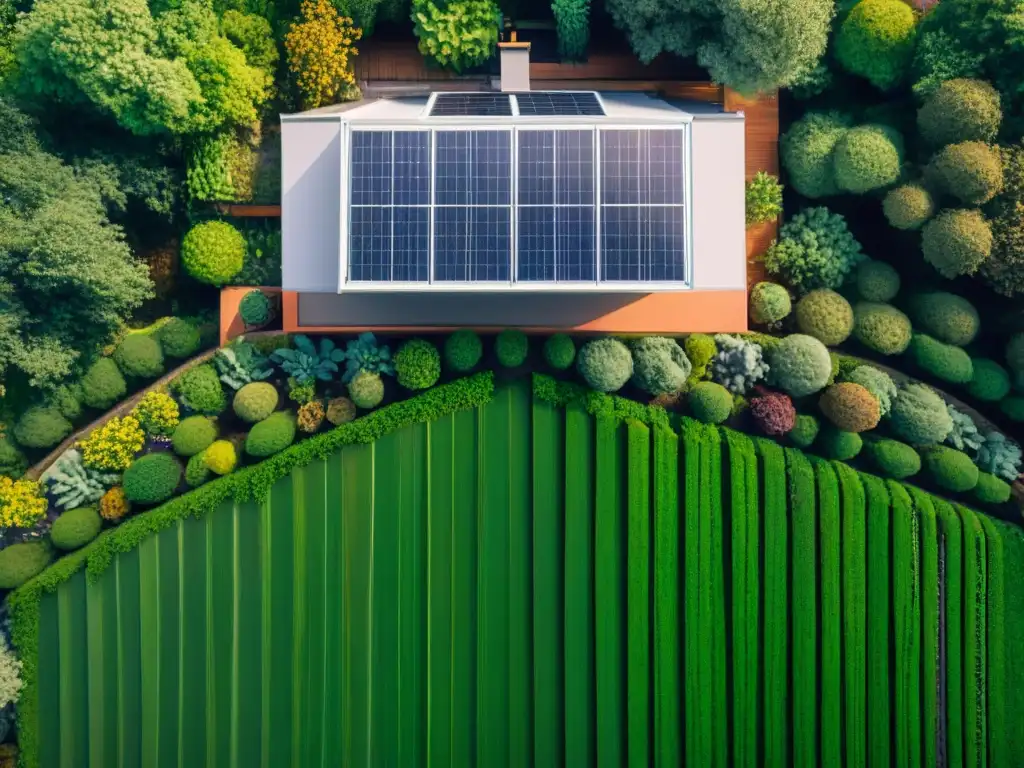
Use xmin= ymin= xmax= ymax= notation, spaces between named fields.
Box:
xmin=787 ymin=413 xmax=819 ymax=448
xmin=687 ymin=381 xmax=732 ymax=424
xmin=297 ymin=400 xmax=325 ymax=433
xmin=233 ymin=381 xmax=279 ymax=423
xmin=749 ymin=390 xmax=796 ymax=436
xmin=972 ymin=472 xmax=1010 ymax=504
xmin=13 ymin=407 xmax=72 ymax=450
xmin=395 ymin=339 xmax=441 ymax=390
xmin=50 ymin=507 xmax=103 ymax=551
xmin=495 ymin=330 xmax=528 ymax=368
xmin=220 ymin=10 xmax=279 ymax=79
xmin=982 ymin=200 xmax=1024 ymax=296
xmin=745 ymin=171 xmax=783 ymax=225
xmin=576 ymin=338 xmax=633 ymax=393
xmin=171 ymin=364 xmax=227 ymax=415
xmin=239 ymin=290 xmax=273 ymax=328
xmin=767 ymin=334 xmax=832 ymax=397
xmin=710 ymin=335 xmax=769 ymax=394
xmin=99 ymin=486 xmax=130 ymax=522
xmin=78 ymin=415 xmax=145 ymax=472
xmin=889 ymin=382 xmax=953 ymax=445
xmin=794 ymin=289 xmax=854 ymax=346
xmin=832 ymin=124 xmax=904 ymax=193
xmin=749 ymin=282 xmax=791 ymax=325
xmin=910 ymin=28 xmax=984 ymax=100
xmin=834 ymin=0 xmax=916 ymax=90
xmin=444 ymin=330 xmax=482 ymax=373
xmin=921 ymin=208 xmax=992 ymax=279
xmin=967 ymin=358 xmax=1010 ymax=401
xmin=945 ymin=404 xmax=984 ymax=453
xmin=348 ymin=370 xmax=384 ymax=408
xmin=883 ymin=184 xmax=934 ymax=231
xmin=80 ymin=358 xmax=128 ymax=411
xmin=122 ymin=453 xmax=182 ymax=505
xmin=343 ymin=332 xmax=394 ymax=383
xmin=203 ymin=440 xmax=237 ymax=475
xmin=781 ymin=111 xmax=852 ymax=198
xmin=186 ymin=132 xmax=256 ymax=203
xmin=917 ymin=78 xmax=1001 ymax=147
xmin=326 ymin=396 xmax=357 ymax=425
xmin=412 ymin=0 xmax=500 ymax=73
xmin=112 ymin=335 xmax=164 ymax=380
xmin=157 ymin=318 xmax=202 ymax=360
xmin=922 ymin=446 xmax=979 ymax=492
xmin=0 ymin=438 xmax=28 ymax=480
xmin=855 ymin=260 xmax=900 ymax=302
xmin=906 ymin=292 xmax=980 ymax=346
xmin=975 ymin=431 xmax=1021 ymax=482
xmin=552 ymin=0 xmax=589 ymax=60
xmin=132 ymin=392 xmax=180 ymax=438
xmin=864 ymin=438 xmax=920 ymax=479
xmin=764 ymin=207 xmax=865 ymax=295
xmin=285 ymin=0 xmax=362 ymax=109
xmin=44 ymin=450 xmax=119 ymax=510
xmin=852 ymin=302 xmax=912 ymax=355
xmin=925 ymin=141 xmax=1004 ymax=206
xmin=908 ymin=333 xmax=974 ymax=384
xmin=0 ymin=542 xmax=51 ymax=589
xmin=171 ymin=415 xmax=218 ymax=457
xmin=213 ymin=342 xmax=273 ymax=390
xmin=846 ymin=365 xmax=896 ymax=416
xmin=630 ymin=336 xmax=691 ymax=395
xmin=244 ymin=411 xmax=297 ymax=457
xmin=271 ymin=334 xmax=345 ymax=384
xmin=543 ymin=334 xmax=576 ymax=371
xmin=180 ymin=220 xmax=245 ymax=286
xmin=816 ymin=424 xmax=862 ymax=460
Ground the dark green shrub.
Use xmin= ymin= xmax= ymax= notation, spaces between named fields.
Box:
xmin=921 ymin=208 xmax=992 ymax=279
xmin=818 ymin=382 xmax=881 ymax=432
xmin=631 ymin=337 xmax=692 ymax=395
xmin=865 ymin=438 xmax=921 ymax=479
xmin=113 ymin=335 xmax=165 ymax=379
xmin=50 ymin=507 xmax=102 ymax=551
xmin=185 ymin=131 xmax=256 ymax=203
xmin=816 ymin=424 xmax=863 ymax=460
xmin=983 ymin=198 xmax=1024 ymax=297
xmin=853 ymin=302 xmax=912 ymax=355
xmin=906 ymin=292 xmax=980 ymax=346
xmin=180 ymin=221 xmax=245 ymax=286
xmin=788 ymin=414 xmax=820 ymax=448
xmin=1001 ymin=396 xmax=1024 ymax=422
xmin=889 ymin=382 xmax=953 ymax=444
xmin=50 ymin=384 xmax=84 ymax=423
xmin=917 ymin=78 xmax=1001 ymax=147
xmin=123 ymin=453 xmax=183 ymax=505
xmin=552 ymin=0 xmax=589 ymax=60
xmin=834 ymin=0 xmax=916 ymax=90
xmin=349 ymin=371 xmax=385 ymax=409
xmin=855 ymin=260 xmax=900 ymax=303
xmin=0 ymin=438 xmax=28 ymax=479
xmin=883 ymin=184 xmax=934 ymax=231
xmin=764 ymin=207 xmax=864 ymax=295
xmin=444 ymin=330 xmax=483 ymax=372
xmin=157 ymin=318 xmax=202 ymax=359
xmin=924 ymin=141 xmax=1004 ymax=206
xmin=577 ymin=338 xmax=633 ymax=392
xmin=233 ymin=381 xmax=279 ymax=423
xmin=495 ymin=330 xmax=529 ymax=368
xmin=749 ymin=282 xmax=791 ymax=325
xmin=543 ymin=334 xmax=576 ymax=371
xmin=767 ymin=334 xmax=832 ymax=397
xmin=171 ymin=415 xmax=218 ymax=457
xmin=0 ymin=541 xmax=52 ymax=589
xmin=13 ymin=406 xmax=72 ymax=449
xmin=966 ymin=358 xmax=1010 ymax=402
xmin=239 ymin=290 xmax=273 ymax=328
xmin=688 ymin=382 xmax=732 ymax=424
xmin=171 ymin=364 xmax=227 ymax=415
xmin=922 ymin=445 xmax=979 ymax=492
xmin=832 ymin=124 xmax=903 ymax=193
xmin=780 ymin=111 xmax=852 ymax=199
xmin=413 ymin=0 xmax=501 ymax=73
xmin=245 ymin=411 xmax=297 ymax=458
xmin=794 ymin=289 xmax=854 ymax=345
xmin=745 ymin=172 xmax=783 ymax=225
xmin=1007 ymin=332 xmax=1024 ymax=372
xmin=80 ymin=357 xmax=128 ymax=410
xmin=326 ymin=397 xmax=357 ymax=425
xmin=973 ymin=472 xmax=1011 ymax=504
xmin=395 ymin=339 xmax=441 ymax=389
xmin=910 ymin=28 xmax=984 ymax=100
xmin=185 ymin=451 xmax=211 ymax=488
xmin=908 ymin=334 xmax=974 ymax=384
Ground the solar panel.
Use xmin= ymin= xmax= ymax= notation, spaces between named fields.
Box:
xmin=392 ymin=207 xmax=430 ymax=281
xmin=349 ymin=207 xmax=392 ymax=281
xmin=434 ymin=207 xmax=511 ymax=281
xmin=435 ymin=130 xmax=511 ymax=206
xmin=600 ymin=207 xmax=686 ymax=282
xmin=393 ymin=131 xmax=430 ymax=206
xmin=517 ymin=207 xmax=555 ymax=281
xmin=600 ymin=129 xmax=684 ymax=205
xmin=514 ymin=92 xmax=604 ymax=116
xmin=556 ymin=206 xmax=595 ymax=280
xmin=350 ymin=131 xmax=392 ymax=206
xmin=430 ymin=93 xmax=513 ymax=117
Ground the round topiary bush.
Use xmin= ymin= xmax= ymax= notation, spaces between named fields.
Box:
xmin=918 ymin=78 xmax=1001 ymax=147
xmin=973 ymin=472 xmax=1011 ymax=504
xmin=171 ymin=364 xmax=227 ymax=415
xmin=788 ymin=414 xmax=820 ymax=448
xmin=764 ymin=207 xmax=865 ymax=295
xmin=921 ymin=209 xmax=993 ymax=279
xmin=684 ymin=334 xmax=716 ymax=383
xmin=922 ymin=445 xmax=979 ymax=492
xmin=924 ymin=141 xmax=1004 ymax=206
xmin=832 ymin=124 xmax=904 ymax=193
xmin=865 ymin=438 xmax=921 ymax=478
xmin=0 ymin=437 xmax=28 ymax=479
xmin=1001 ymin=396 xmax=1024 ymax=422
xmin=631 ymin=337 xmax=692 ymax=395
xmin=349 ymin=371 xmax=384 ymax=409
xmin=203 ymin=440 xmax=237 ymax=475
xmin=966 ymin=358 xmax=1010 ymax=401
xmin=13 ymin=406 xmax=72 ymax=449
xmin=113 ymin=334 xmax=165 ymax=379
xmin=853 ymin=302 xmax=913 ymax=355
xmin=0 ymin=541 xmax=53 ymax=589
xmin=245 ymin=411 xmax=297 ymax=458
xmin=577 ymin=338 xmax=633 ymax=393
xmin=123 ymin=453 xmax=183 ymax=505
xmin=395 ymin=339 xmax=441 ymax=390
xmin=444 ymin=330 xmax=483 ymax=372
xmin=80 ymin=357 xmax=128 ymax=410
xmin=543 ymin=334 xmax=576 ymax=371
xmin=855 ymin=260 xmax=901 ymax=302
xmin=889 ymin=382 xmax=953 ymax=444
xmin=817 ymin=425 xmax=864 ymax=460
xmin=51 ymin=384 xmax=84 ymax=423
xmin=157 ymin=318 xmax=202 ymax=359
xmin=495 ymin=330 xmax=528 ymax=368
xmin=780 ymin=111 xmax=852 ymax=198
xmin=750 ymin=390 xmax=797 ymax=436
xmin=908 ymin=334 xmax=975 ymax=384
xmin=834 ymin=0 xmax=916 ymax=90
xmin=50 ymin=507 xmax=103 ymax=551
xmin=846 ymin=365 xmax=897 ymax=416
xmin=326 ymin=396 xmax=357 ymax=425
xmin=239 ymin=290 xmax=273 ymax=328
xmin=819 ymin=382 xmax=882 ymax=432
xmin=171 ymin=415 xmax=218 ymax=457
xmin=180 ymin=220 xmax=245 ymax=286
xmin=768 ymin=334 xmax=832 ymax=397
xmin=688 ymin=381 xmax=732 ymax=424
xmin=749 ymin=282 xmax=792 ymax=325
xmin=883 ymin=184 xmax=935 ymax=231
xmin=906 ymin=292 xmax=980 ymax=346
xmin=794 ymin=289 xmax=854 ymax=346
xmin=233 ymin=381 xmax=279 ymax=423
xmin=185 ymin=452 xmax=211 ymax=487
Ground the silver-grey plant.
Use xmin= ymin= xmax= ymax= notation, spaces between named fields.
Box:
xmin=944 ymin=405 xmax=985 ymax=454
xmin=976 ymin=432 xmax=1022 ymax=482
xmin=43 ymin=449 xmax=120 ymax=510
xmin=710 ymin=334 xmax=769 ymax=394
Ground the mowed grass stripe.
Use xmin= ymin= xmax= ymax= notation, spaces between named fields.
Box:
xmin=627 ymin=420 xmax=651 ymax=768
xmin=814 ymin=459 xmax=841 ymax=768
xmin=836 ymin=463 xmax=866 ymax=768
xmin=891 ymin=481 xmax=922 ymax=768
xmin=958 ymin=505 xmax=986 ymax=768
xmin=911 ymin=488 xmax=940 ymax=768
xmin=862 ymin=475 xmax=890 ymax=768
xmin=682 ymin=420 xmax=704 ymax=767
xmin=997 ymin=522 xmax=1024 ymax=763
xmin=936 ymin=498 xmax=964 ymax=768
xmin=653 ymin=427 xmax=681 ymax=768
xmin=980 ymin=517 xmax=1004 ymax=768
xmin=705 ymin=428 xmax=727 ymax=768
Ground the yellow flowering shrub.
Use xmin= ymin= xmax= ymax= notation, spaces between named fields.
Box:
xmin=0 ymin=477 xmax=48 ymax=530
xmin=99 ymin=487 xmax=130 ymax=523
xmin=285 ymin=0 xmax=362 ymax=110
xmin=203 ymin=440 xmax=237 ymax=475
xmin=132 ymin=392 xmax=180 ymax=437
xmin=78 ymin=416 xmax=146 ymax=472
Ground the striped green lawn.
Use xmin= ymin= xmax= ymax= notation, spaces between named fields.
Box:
xmin=22 ymin=378 xmax=1024 ymax=768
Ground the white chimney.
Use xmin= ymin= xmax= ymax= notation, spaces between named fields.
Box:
xmin=499 ymin=31 xmax=531 ymax=92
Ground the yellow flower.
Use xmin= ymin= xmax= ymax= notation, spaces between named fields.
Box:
xmin=78 ymin=416 xmax=146 ymax=472
xmin=100 ymin=487 xmax=130 ymax=523
xmin=284 ymin=0 xmax=363 ymax=109
xmin=132 ymin=392 xmax=180 ymax=437
xmin=0 ymin=477 xmax=48 ymax=530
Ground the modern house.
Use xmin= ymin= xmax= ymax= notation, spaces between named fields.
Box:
xmin=279 ymin=40 xmax=750 ymax=333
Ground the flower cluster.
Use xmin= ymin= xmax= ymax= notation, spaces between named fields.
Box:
xmin=99 ymin=487 xmax=131 ymax=523
xmin=0 ymin=476 xmax=48 ymax=530
xmin=0 ymin=638 xmax=23 ymax=709
xmin=285 ymin=0 xmax=362 ymax=110
xmin=79 ymin=416 xmax=145 ymax=472
xmin=132 ymin=392 xmax=180 ymax=437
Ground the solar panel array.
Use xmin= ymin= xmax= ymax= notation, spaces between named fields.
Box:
xmin=347 ymin=127 xmax=687 ymax=284
xmin=514 ymin=92 xmax=604 ymax=116
xmin=429 ymin=92 xmax=606 ymax=118
xmin=429 ymin=93 xmax=513 ymax=117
